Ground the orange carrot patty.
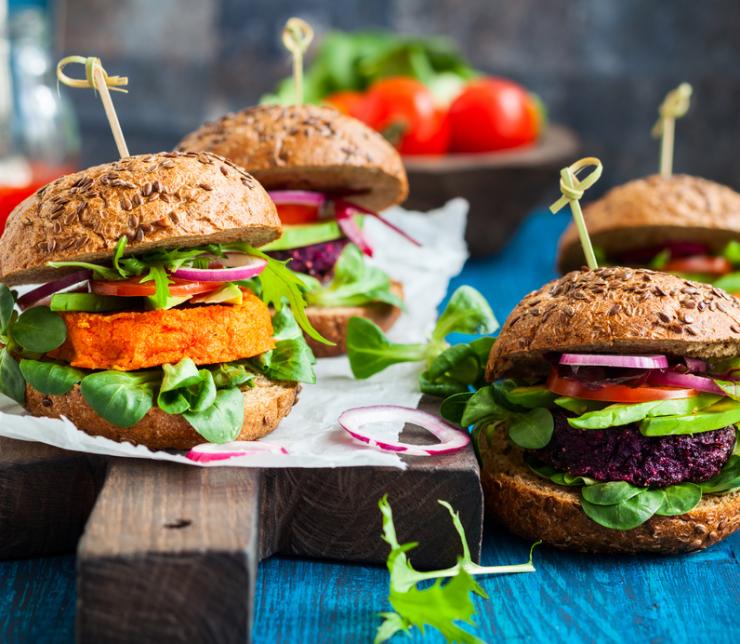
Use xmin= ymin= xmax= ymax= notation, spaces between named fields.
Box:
xmin=49 ymin=290 xmax=275 ymax=371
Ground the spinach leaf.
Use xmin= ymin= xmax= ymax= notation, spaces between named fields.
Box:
xmin=699 ymin=455 xmax=740 ymax=494
xmin=183 ymin=387 xmax=244 ymax=443
xmin=158 ymin=358 xmax=217 ymax=415
xmin=440 ymin=392 xmax=473 ymax=425
xmin=209 ymin=363 xmax=255 ymax=389
xmin=581 ymin=481 xmax=643 ymax=505
xmin=655 ymin=483 xmax=702 ymax=516
xmin=554 ymin=396 xmax=607 ymax=415
xmin=304 ymin=244 xmax=404 ymax=308
xmin=581 ymin=489 xmax=664 ymax=530
xmin=19 ymin=359 xmax=84 ymax=395
xmin=81 ymin=371 xmax=158 ymax=427
xmin=432 ymin=286 xmax=498 ymax=343
xmin=640 ymin=403 xmax=740 ymax=436
xmin=0 ymin=349 xmax=25 ymax=404
xmin=569 ymin=394 xmax=719 ymax=430
xmin=347 ymin=317 xmax=429 ymax=379
xmin=508 ymin=408 xmax=554 ymax=449
xmin=0 ymin=284 xmax=15 ymax=335
xmin=11 ymin=306 xmax=67 ymax=353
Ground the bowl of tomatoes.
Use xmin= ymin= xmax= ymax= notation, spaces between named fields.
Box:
xmin=264 ymin=31 xmax=579 ymax=256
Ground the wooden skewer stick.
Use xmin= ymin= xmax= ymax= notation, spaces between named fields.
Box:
xmin=550 ymin=157 xmax=603 ymax=270
xmin=652 ymin=83 xmax=692 ymax=178
xmin=281 ymin=17 xmax=314 ymax=105
xmin=57 ymin=55 xmax=130 ymax=159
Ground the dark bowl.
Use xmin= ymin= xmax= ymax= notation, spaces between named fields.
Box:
xmin=401 ymin=125 xmax=580 ymax=257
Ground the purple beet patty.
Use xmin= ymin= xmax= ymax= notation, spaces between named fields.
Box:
xmin=269 ymin=239 xmax=349 ymax=280
xmin=532 ymin=411 xmax=736 ymax=487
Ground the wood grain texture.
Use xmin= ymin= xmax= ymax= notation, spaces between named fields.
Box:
xmin=0 ymin=438 xmax=105 ymax=559
xmin=76 ymin=461 xmax=260 ymax=644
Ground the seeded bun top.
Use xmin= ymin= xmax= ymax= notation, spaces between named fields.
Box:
xmin=558 ymin=175 xmax=740 ymax=272
xmin=487 ymin=267 xmax=740 ymax=380
xmin=176 ymin=104 xmax=409 ymax=212
xmin=0 ymin=151 xmax=281 ymax=285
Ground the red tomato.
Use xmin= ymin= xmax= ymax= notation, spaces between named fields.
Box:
xmin=663 ymin=255 xmax=732 ymax=276
xmin=356 ymin=77 xmax=446 ymax=155
xmin=547 ymin=371 xmax=696 ymax=403
xmin=275 ymin=203 xmax=320 ymax=225
xmin=449 ymin=77 xmax=539 ymax=153
xmin=91 ymin=277 xmax=222 ymax=298
xmin=323 ymin=91 xmax=365 ymax=118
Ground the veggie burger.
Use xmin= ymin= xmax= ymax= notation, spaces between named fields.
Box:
xmin=0 ymin=151 xmax=323 ymax=449
xmin=177 ymin=104 xmax=413 ymax=356
xmin=457 ymin=267 xmax=739 ymax=553
xmin=558 ymin=175 xmax=740 ymax=296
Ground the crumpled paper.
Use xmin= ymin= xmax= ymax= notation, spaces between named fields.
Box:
xmin=0 ymin=199 xmax=469 ymax=468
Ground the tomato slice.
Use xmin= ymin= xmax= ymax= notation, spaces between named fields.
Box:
xmin=91 ymin=277 xmax=223 ymax=298
xmin=276 ymin=203 xmax=321 ymax=225
xmin=547 ymin=371 xmax=697 ymax=403
xmin=663 ymin=255 xmax=732 ymax=275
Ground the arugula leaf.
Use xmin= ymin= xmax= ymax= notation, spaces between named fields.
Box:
xmin=183 ymin=387 xmax=244 ymax=443
xmin=112 ymin=236 xmax=130 ymax=277
xmin=0 ymin=348 xmax=25 ymax=404
xmin=80 ymin=371 xmax=158 ymax=427
xmin=713 ymin=272 xmax=740 ymax=293
xmin=304 ymin=244 xmax=404 ymax=308
xmin=158 ymin=358 xmax=217 ymax=415
xmin=243 ymin=246 xmax=331 ymax=345
xmin=0 ymin=284 xmax=15 ymax=336
xmin=376 ymin=495 xmax=536 ymax=644
xmin=648 ymin=249 xmax=671 ymax=269
xmin=47 ymin=261 xmax=120 ymax=281
xmin=568 ymin=394 xmax=720 ymax=430
xmin=19 ymin=359 xmax=84 ymax=395
xmin=347 ymin=317 xmax=429 ymax=379
xmin=723 ymin=240 xmax=740 ymax=265
xmin=11 ymin=307 xmax=67 ymax=353
xmin=139 ymin=265 xmax=171 ymax=311
xmin=432 ymin=286 xmax=498 ymax=343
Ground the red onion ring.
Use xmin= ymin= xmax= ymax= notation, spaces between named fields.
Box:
xmin=684 ymin=357 xmax=708 ymax=373
xmin=336 ymin=199 xmax=421 ymax=248
xmin=560 ymin=353 xmax=669 ymax=369
xmin=648 ymin=371 xmax=725 ymax=395
xmin=268 ymin=190 xmax=327 ymax=207
xmin=186 ymin=440 xmax=288 ymax=463
xmin=17 ymin=270 xmax=92 ymax=310
xmin=172 ymin=255 xmax=267 ymax=282
xmin=338 ymin=405 xmax=470 ymax=456
xmin=335 ymin=204 xmax=374 ymax=256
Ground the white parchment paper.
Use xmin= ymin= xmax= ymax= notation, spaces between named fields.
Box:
xmin=0 ymin=199 xmax=469 ymax=468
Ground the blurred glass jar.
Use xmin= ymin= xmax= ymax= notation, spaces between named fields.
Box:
xmin=0 ymin=0 xmax=79 ymax=234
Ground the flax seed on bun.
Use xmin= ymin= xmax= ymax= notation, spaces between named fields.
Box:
xmin=176 ymin=104 xmax=408 ymax=212
xmin=487 ymin=267 xmax=740 ymax=380
xmin=558 ymin=175 xmax=740 ymax=272
xmin=0 ymin=151 xmax=280 ymax=285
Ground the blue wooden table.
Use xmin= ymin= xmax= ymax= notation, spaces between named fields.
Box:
xmin=1 ymin=211 xmax=737 ymax=643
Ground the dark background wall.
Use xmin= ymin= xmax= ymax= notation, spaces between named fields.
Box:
xmin=54 ymin=0 xmax=740 ymax=194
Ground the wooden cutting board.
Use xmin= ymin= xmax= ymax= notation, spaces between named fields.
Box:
xmin=0 ymin=408 xmax=483 ymax=643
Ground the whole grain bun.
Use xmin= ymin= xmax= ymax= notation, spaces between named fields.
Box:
xmin=176 ymin=104 xmax=409 ymax=212
xmin=25 ymin=375 xmax=299 ymax=450
xmin=305 ymin=281 xmax=403 ymax=358
xmin=558 ymin=175 xmax=740 ymax=272
xmin=0 ymin=151 xmax=280 ymax=285
xmin=487 ymin=267 xmax=740 ymax=380
xmin=478 ymin=424 xmax=739 ymax=553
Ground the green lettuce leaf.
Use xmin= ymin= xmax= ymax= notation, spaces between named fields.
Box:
xmin=19 ymin=359 xmax=84 ymax=395
xmin=182 ymin=387 xmax=244 ymax=443
xmin=80 ymin=370 xmax=159 ymax=427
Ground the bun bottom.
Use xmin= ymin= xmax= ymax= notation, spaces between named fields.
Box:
xmin=305 ymin=281 xmax=403 ymax=358
xmin=478 ymin=424 xmax=740 ymax=554
xmin=25 ymin=376 xmax=299 ymax=451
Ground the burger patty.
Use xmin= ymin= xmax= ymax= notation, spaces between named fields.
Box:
xmin=532 ymin=410 xmax=736 ymax=487
xmin=49 ymin=290 xmax=275 ymax=371
xmin=269 ymin=238 xmax=349 ymax=280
